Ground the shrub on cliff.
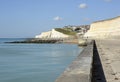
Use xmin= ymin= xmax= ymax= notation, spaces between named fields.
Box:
xmin=55 ymin=28 xmax=76 ymax=35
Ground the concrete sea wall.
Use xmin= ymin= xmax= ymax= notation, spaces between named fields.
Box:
xmin=55 ymin=41 xmax=93 ymax=82
xmin=55 ymin=40 xmax=110 ymax=82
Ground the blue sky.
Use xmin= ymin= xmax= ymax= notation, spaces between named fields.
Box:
xmin=0 ymin=0 xmax=120 ymax=38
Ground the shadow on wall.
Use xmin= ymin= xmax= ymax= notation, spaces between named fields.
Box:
xmin=91 ymin=41 xmax=106 ymax=82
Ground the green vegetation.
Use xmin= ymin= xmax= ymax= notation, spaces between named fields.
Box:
xmin=55 ymin=28 xmax=76 ymax=35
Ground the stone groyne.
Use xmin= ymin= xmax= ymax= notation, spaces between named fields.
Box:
xmin=6 ymin=38 xmax=79 ymax=44
xmin=5 ymin=39 xmax=60 ymax=43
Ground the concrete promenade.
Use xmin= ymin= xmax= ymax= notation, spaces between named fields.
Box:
xmin=96 ymin=40 xmax=120 ymax=82
xmin=55 ymin=39 xmax=120 ymax=82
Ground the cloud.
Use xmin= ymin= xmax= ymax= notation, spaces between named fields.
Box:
xmin=78 ymin=3 xmax=87 ymax=9
xmin=105 ymin=0 xmax=112 ymax=2
xmin=53 ymin=16 xmax=63 ymax=21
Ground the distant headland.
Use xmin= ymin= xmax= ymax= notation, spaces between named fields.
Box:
xmin=7 ymin=15 xmax=120 ymax=44
xmin=7 ymin=25 xmax=90 ymax=44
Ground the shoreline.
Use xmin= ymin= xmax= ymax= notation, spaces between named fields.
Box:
xmin=55 ymin=40 xmax=93 ymax=82
xmin=5 ymin=38 xmax=89 ymax=47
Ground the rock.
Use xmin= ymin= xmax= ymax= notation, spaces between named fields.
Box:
xmin=84 ymin=16 xmax=120 ymax=39
xmin=35 ymin=29 xmax=70 ymax=39
xmin=78 ymin=39 xmax=87 ymax=46
xmin=35 ymin=31 xmax=51 ymax=38
xmin=5 ymin=39 xmax=59 ymax=43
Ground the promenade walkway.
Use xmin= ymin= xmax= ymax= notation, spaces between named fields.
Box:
xmin=96 ymin=40 xmax=120 ymax=82
xmin=55 ymin=39 xmax=120 ymax=82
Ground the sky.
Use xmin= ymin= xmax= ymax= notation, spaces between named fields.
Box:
xmin=0 ymin=0 xmax=120 ymax=38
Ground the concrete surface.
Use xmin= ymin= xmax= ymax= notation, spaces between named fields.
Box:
xmin=96 ymin=39 xmax=120 ymax=82
xmin=91 ymin=41 xmax=106 ymax=82
xmin=55 ymin=43 xmax=93 ymax=82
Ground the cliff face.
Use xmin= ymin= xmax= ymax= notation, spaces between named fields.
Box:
xmin=35 ymin=25 xmax=90 ymax=39
xmin=84 ymin=16 xmax=120 ymax=39
xmin=51 ymin=29 xmax=70 ymax=38
xmin=35 ymin=31 xmax=51 ymax=38
xmin=35 ymin=29 xmax=70 ymax=39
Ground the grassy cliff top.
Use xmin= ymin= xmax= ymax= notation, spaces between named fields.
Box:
xmin=54 ymin=28 xmax=76 ymax=35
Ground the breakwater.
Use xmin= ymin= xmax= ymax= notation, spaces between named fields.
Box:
xmin=55 ymin=40 xmax=109 ymax=82
xmin=5 ymin=38 xmax=79 ymax=44
xmin=5 ymin=38 xmax=60 ymax=43
xmin=55 ymin=40 xmax=93 ymax=82
xmin=5 ymin=38 xmax=119 ymax=82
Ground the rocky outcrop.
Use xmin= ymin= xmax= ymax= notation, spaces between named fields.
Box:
xmin=35 ymin=31 xmax=51 ymax=38
xmin=84 ymin=16 xmax=120 ymax=39
xmin=35 ymin=29 xmax=71 ymax=39
xmin=35 ymin=25 xmax=90 ymax=40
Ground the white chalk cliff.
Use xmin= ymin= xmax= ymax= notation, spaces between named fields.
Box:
xmin=35 ymin=29 xmax=70 ymax=39
xmin=84 ymin=16 xmax=120 ymax=39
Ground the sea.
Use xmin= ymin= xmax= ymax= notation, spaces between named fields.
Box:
xmin=0 ymin=38 xmax=83 ymax=82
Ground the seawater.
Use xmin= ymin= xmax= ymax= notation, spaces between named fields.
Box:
xmin=0 ymin=38 xmax=83 ymax=82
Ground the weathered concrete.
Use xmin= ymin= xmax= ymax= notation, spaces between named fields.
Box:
xmin=95 ymin=39 xmax=120 ymax=82
xmin=55 ymin=39 xmax=120 ymax=82
xmin=55 ymin=42 xmax=93 ymax=82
